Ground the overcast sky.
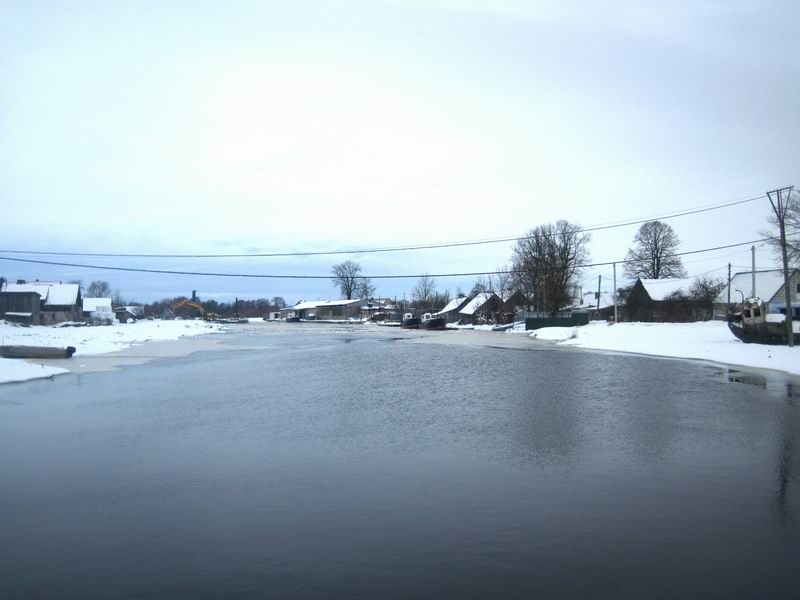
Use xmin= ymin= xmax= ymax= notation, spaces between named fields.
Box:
xmin=1 ymin=0 xmax=798 ymax=303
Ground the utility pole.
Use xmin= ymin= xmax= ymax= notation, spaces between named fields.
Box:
xmin=767 ymin=186 xmax=795 ymax=347
xmin=613 ymin=262 xmax=618 ymax=323
xmin=727 ymin=263 xmax=731 ymax=308
xmin=596 ymin=275 xmax=602 ymax=314
xmin=751 ymin=245 xmax=756 ymax=298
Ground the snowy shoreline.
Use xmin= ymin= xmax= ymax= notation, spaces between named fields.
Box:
xmin=0 ymin=320 xmax=224 ymax=384
xmin=529 ymin=320 xmax=800 ymax=377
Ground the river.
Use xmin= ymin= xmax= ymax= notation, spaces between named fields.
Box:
xmin=1 ymin=328 xmax=799 ymax=598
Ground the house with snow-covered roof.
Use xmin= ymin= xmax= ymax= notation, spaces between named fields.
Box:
xmin=715 ymin=269 xmax=800 ymax=318
xmin=83 ymin=297 xmax=114 ymax=324
xmin=626 ymin=277 xmax=693 ymax=322
xmin=432 ymin=296 xmax=471 ymax=323
xmin=458 ymin=292 xmax=503 ymax=325
xmin=0 ymin=281 xmax=82 ymax=324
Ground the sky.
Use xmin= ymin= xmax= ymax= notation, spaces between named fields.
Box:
xmin=1 ymin=0 xmax=798 ymax=304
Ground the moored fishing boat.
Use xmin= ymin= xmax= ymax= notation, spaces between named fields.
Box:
xmin=420 ymin=313 xmax=446 ymax=330
xmin=401 ymin=313 xmax=420 ymax=329
xmin=727 ymin=297 xmax=800 ymax=345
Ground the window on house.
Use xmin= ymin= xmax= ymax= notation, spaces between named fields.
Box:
xmin=796 ymin=282 xmax=800 ymax=294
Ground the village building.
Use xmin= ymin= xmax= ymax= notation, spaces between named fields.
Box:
xmin=625 ymin=278 xmax=696 ymax=322
xmin=83 ymin=297 xmax=114 ymax=324
xmin=113 ymin=305 xmax=145 ymax=323
xmin=314 ymin=299 xmax=362 ymax=321
xmin=0 ymin=281 xmax=82 ymax=325
xmin=433 ymin=296 xmax=471 ymax=323
xmin=279 ymin=300 xmax=323 ymax=320
xmin=714 ymin=269 xmax=800 ymax=318
xmin=458 ymin=292 xmax=503 ymax=325
xmin=500 ymin=289 xmax=529 ymax=322
xmin=360 ymin=299 xmax=397 ymax=321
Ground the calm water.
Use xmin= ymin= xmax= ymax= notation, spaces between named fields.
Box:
xmin=1 ymin=331 xmax=799 ymax=598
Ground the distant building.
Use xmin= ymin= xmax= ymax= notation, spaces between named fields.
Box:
xmin=314 ymin=299 xmax=362 ymax=320
xmin=113 ymin=305 xmax=145 ymax=322
xmin=1 ymin=281 xmax=82 ymax=324
xmin=280 ymin=300 xmax=323 ymax=320
xmin=715 ymin=269 xmax=800 ymax=318
xmin=500 ymin=290 xmax=529 ymax=322
xmin=83 ymin=297 xmax=114 ymax=324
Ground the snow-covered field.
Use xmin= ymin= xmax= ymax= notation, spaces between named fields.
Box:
xmin=531 ymin=320 xmax=800 ymax=376
xmin=0 ymin=320 xmax=223 ymax=384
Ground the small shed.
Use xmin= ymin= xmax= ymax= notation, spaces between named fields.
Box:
xmin=160 ymin=308 xmax=176 ymax=320
xmin=114 ymin=305 xmax=145 ymax=323
xmin=83 ymin=297 xmax=114 ymax=324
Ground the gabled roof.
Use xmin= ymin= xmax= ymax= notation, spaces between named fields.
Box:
xmin=434 ymin=296 xmax=469 ymax=315
xmin=459 ymin=292 xmax=500 ymax=316
xmin=319 ymin=298 xmax=362 ymax=307
xmin=637 ymin=278 xmax=690 ymax=301
xmin=83 ymin=297 xmax=113 ymax=312
xmin=3 ymin=282 xmax=80 ymax=306
xmin=715 ymin=269 xmax=797 ymax=304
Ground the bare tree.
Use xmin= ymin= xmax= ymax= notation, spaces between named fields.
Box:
xmin=689 ymin=275 xmax=725 ymax=320
xmin=86 ymin=280 xmax=112 ymax=298
xmin=511 ymin=220 xmax=591 ymax=313
xmin=491 ymin=264 xmax=513 ymax=295
xmin=271 ymin=296 xmax=287 ymax=309
xmin=763 ymin=189 xmax=800 ymax=266
xmin=470 ymin=275 xmax=492 ymax=296
xmin=623 ymin=221 xmax=687 ymax=280
xmin=331 ymin=260 xmax=362 ymax=299
xmin=355 ymin=277 xmax=376 ymax=300
xmin=412 ymin=274 xmax=436 ymax=309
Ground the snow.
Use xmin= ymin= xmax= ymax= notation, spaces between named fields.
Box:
xmin=0 ymin=319 xmax=223 ymax=384
xmin=638 ymin=278 xmax=690 ymax=301
xmin=533 ymin=320 xmax=800 ymax=375
xmin=435 ymin=296 xmax=468 ymax=315
xmin=459 ymin=292 xmax=497 ymax=316
xmin=530 ymin=326 xmax=577 ymax=341
xmin=715 ymin=270 xmax=789 ymax=304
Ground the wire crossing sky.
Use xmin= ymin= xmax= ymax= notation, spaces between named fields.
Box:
xmin=1 ymin=1 xmax=798 ymax=301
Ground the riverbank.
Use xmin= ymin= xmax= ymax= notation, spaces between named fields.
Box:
xmin=531 ymin=320 xmax=800 ymax=376
xmin=0 ymin=320 xmax=224 ymax=384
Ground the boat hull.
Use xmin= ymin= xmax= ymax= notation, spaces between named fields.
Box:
xmin=401 ymin=317 xmax=420 ymax=329
xmin=420 ymin=316 xmax=447 ymax=330
xmin=0 ymin=345 xmax=76 ymax=359
xmin=727 ymin=320 xmax=800 ymax=345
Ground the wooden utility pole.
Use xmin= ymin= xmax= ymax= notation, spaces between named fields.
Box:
xmin=727 ymin=263 xmax=731 ymax=307
xmin=613 ymin=262 xmax=618 ymax=323
xmin=596 ymin=275 xmax=602 ymax=314
xmin=767 ymin=186 xmax=795 ymax=347
xmin=751 ymin=245 xmax=756 ymax=298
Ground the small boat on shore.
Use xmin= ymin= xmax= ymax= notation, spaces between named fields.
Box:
xmin=0 ymin=345 xmax=77 ymax=359
xmin=420 ymin=313 xmax=446 ymax=330
xmin=727 ymin=297 xmax=800 ymax=345
xmin=401 ymin=313 xmax=420 ymax=329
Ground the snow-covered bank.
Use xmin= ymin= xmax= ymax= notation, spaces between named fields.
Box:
xmin=0 ymin=320 xmax=223 ymax=384
xmin=534 ymin=321 xmax=800 ymax=376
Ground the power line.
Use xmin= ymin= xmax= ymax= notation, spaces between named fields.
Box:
xmin=0 ymin=235 xmax=783 ymax=280
xmin=0 ymin=193 xmax=767 ymax=259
